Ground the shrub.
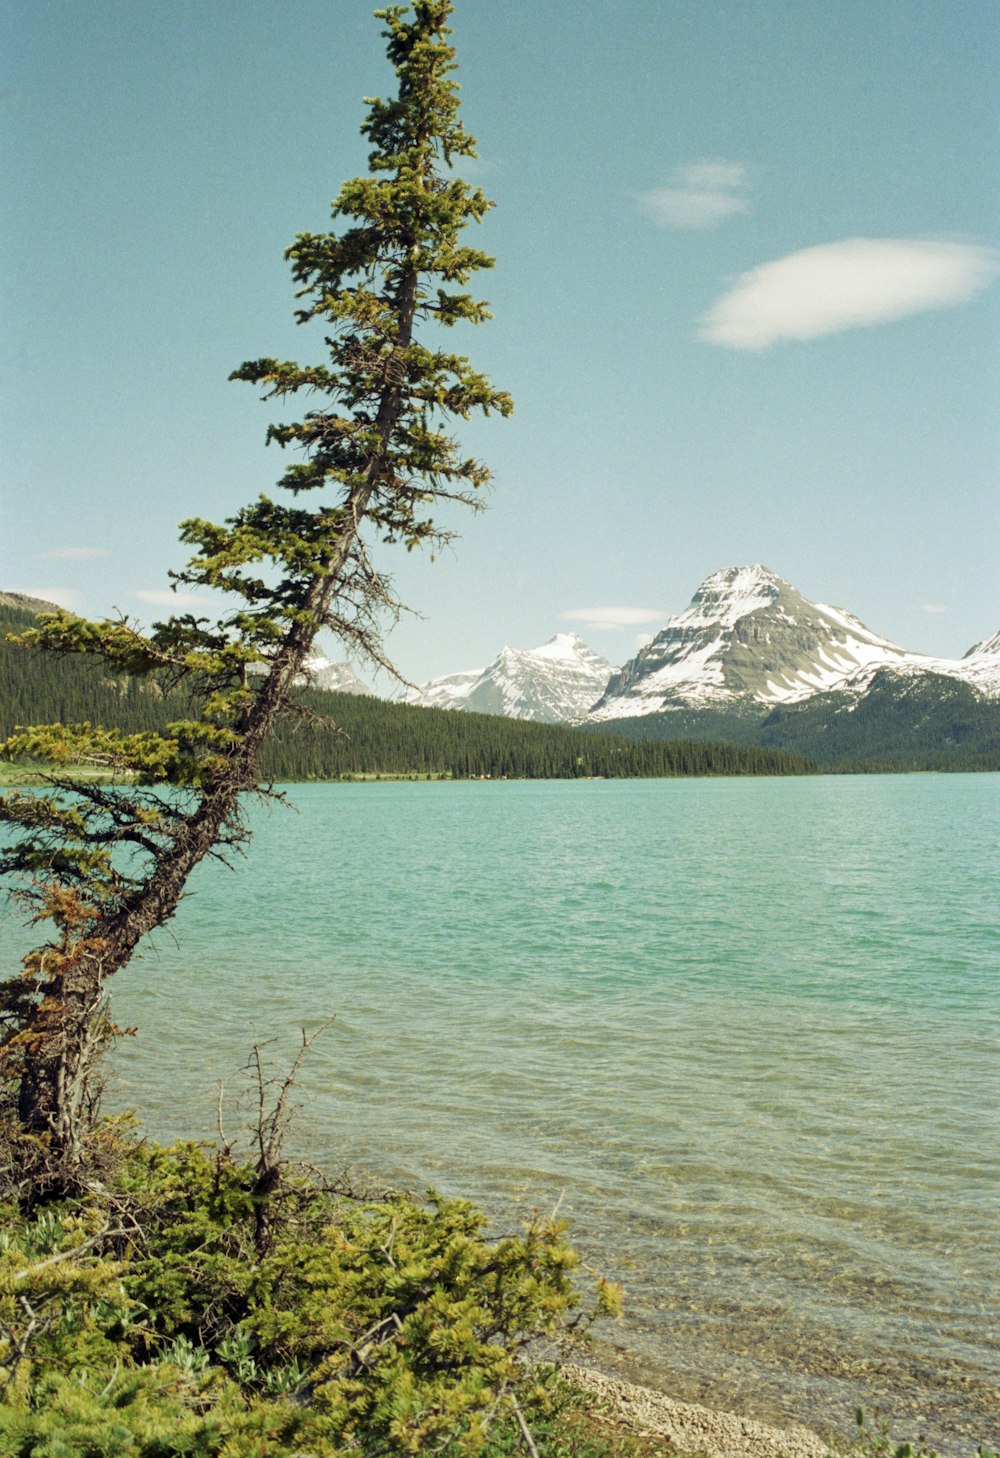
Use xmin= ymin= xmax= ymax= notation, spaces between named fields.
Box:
xmin=0 ymin=1135 xmax=621 ymax=1456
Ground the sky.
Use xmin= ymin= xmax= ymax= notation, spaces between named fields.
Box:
xmin=2 ymin=0 xmax=998 ymax=687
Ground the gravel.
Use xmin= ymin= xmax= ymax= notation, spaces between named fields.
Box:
xmin=563 ymin=1363 xmax=833 ymax=1458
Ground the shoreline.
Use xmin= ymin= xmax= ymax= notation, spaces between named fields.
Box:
xmin=563 ymin=1364 xmax=832 ymax=1458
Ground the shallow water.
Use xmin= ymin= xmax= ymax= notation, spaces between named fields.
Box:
xmin=3 ymin=775 xmax=998 ymax=1452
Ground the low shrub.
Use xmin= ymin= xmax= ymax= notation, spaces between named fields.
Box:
xmin=0 ymin=1133 xmax=622 ymax=1456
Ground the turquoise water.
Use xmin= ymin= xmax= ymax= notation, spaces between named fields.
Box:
xmin=2 ymin=775 xmax=998 ymax=1451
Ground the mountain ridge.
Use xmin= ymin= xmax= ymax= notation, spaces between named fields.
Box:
xmin=3 ymin=570 xmax=998 ymax=769
xmin=590 ymin=564 xmax=1000 ymax=718
xmin=403 ymin=631 xmax=616 ymax=723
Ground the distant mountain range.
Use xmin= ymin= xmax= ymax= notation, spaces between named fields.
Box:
xmin=4 ymin=570 xmax=999 ymax=769
xmin=404 ymin=564 xmax=1000 ymax=717
xmin=592 ymin=564 xmax=1000 ymax=717
xmin=402 ymin=566 xmax=1000 ymax=768
xmin=402 ymin=632 xmax=615 ymax=722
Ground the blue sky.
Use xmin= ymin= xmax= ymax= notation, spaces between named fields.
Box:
xmin=3 ymin=0 xmax=998 ymax=685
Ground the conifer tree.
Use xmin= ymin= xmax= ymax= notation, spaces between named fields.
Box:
xmin=0 ymin=0 xmax=510 ymax=1172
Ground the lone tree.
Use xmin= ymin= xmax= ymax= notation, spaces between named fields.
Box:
xmin=0 ymin=0 xmax=511 ymax=1176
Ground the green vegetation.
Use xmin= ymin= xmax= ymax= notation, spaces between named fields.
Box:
xmin=0 ymin=1115 xmax=634 ymax=1458
xmin=757 ymin=671 xmax=1000 ymax=771
xmin=597 ymin=670 xmax=1000 ymax=773
xmin=261 ymin=687 xmax=814 ymax=779
xmin=0 ymin=0 xmax=518 ymax=1173
xmin=1 ymin=603 xmax=817 ymax=782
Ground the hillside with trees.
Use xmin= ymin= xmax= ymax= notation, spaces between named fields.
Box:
xmin=597 ymin=671 xmax=1000 ymax=772
xmin=1 ymin=603 xmax=813 ymax=781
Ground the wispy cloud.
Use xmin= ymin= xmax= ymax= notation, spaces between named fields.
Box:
xmin=38 ymin=546 xmax=110 ymax=561
xmin=135 ymin=588 xmax=215 ymax=610
xmin=561 ymin=606 xmax=664 ymax=633
xmin=634 ymin=161 xmax=751 ymax=230
xmin=922 ymin=603 xmax=950 ymax=616
xmin=451 ymin=151 xmax=501 ymax=180
xmin=16 ymin=586 xmax=83 ymax=611
xmin=700 ymin=238 xmax=1000 ymax=349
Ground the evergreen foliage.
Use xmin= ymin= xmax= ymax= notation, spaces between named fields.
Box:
xmin=0 ymin=0 xmax=515 ymax=1169
xmin=594 ymin=672 xmax=1000 ymax=772
xmin=261 ymin=688 xmax=814 ymax=779
xmin=0 ymin=1129 xmax=622 ymax=1457
xmin=1 ymin=605 xmax=815 ymax=781
xmin=756 ymin=670 xmax=1000 ymax=770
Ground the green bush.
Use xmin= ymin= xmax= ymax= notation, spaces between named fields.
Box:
xmin=0 ymin=1136 xmax=621 ymax=1456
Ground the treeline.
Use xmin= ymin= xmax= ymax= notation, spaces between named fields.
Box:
xmin=595 ymin=671 xmax=1000 ymax=772
xmin=261 ymin=687 xmax=814 ymax=779
xmin=1 ymin=606 xmax=815 ymax=779
xmin=0 ymin=606 xmax=192 ymax=735
xmin=755 ymin=671 xmax=1000 ymax=770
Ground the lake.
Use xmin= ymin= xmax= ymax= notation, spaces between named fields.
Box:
xmin=2 ymin=775 xmax=997 ymax=1453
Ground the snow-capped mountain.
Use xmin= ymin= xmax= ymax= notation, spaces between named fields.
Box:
xmin=299 ymin=656 xmax=373 ymax=696
xmin=590 ymin=565 xmax=1000 ymax=719
xmin=248 ymin=655 xmax=373 ymax=695
xmin=405 ymin=633 xmax=616 ymax=723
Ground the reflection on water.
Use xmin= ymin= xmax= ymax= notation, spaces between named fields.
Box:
xmin=3 ymin=776 xmax=998 ymax=1453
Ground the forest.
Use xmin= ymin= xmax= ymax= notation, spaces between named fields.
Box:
xmin=0 ymin=604 xmax=815 ymax=782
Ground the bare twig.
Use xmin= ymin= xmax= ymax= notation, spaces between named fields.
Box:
xmin=11 ymin=1224 xmax=127 ymax=1282
xmin=510 ymin=1394 xmax=541 ymax=1458
xmin=241 ymin=1018 xmax=336 ymax=1254
xmin=215 ymin=1080 xmax=232 ymax=1161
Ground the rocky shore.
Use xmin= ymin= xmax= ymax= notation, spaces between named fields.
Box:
xmin=563 ymin=1364 xmax=832 ymax=1458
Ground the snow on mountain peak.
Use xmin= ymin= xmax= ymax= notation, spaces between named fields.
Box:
xmin=299 ymin=656 xmax=374 ymax=695
xmin=403 ymin=567 xmax=1000 ymax=726
xmin=691 ymin=564 xmax=784 ymax=625
xmin=404 ymin=632 xmax=616 ymax=722
xmin=532 ymin=632 xmax=591 ymax=661
xmin=589 ymin=565 xmax=972 ymax=719
xmin=964 ymin=629 xmax=1000 ymax=660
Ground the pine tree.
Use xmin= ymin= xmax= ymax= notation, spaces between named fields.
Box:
xmin=0 ymin=0 xmax=510 ymax=1174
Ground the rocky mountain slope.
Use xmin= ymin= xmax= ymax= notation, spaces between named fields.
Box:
xmin=396 ymin=565 xmax=998 ymax=767
xmin=299 ymin=656 xmax=373 ymax=696
xmin=591 ymin=565 xmax=1000 ymax=719
xmin=0 ymin=592 xmax=61 ymax=615
xmin=404 ymin=633 xmax=616 ymax=724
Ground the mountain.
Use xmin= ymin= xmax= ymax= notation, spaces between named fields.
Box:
xmin=246 ymin=654 xmax=373 ymax=696
xmin=299 ymin=656 xmax=373 ymax=696
xmin=0 ymin=597 xmax=812 ymax=780
xmin=591 ymin=565 xmax=1000 ymax=719
xmin=404 ymin=633 xmax=616 ymax=723
xmin=0 ymin=592 xmax=60 ymax=615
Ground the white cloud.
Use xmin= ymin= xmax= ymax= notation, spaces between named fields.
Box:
xmin=135 ymin=588 xmax=215 ymax=610
xmin=16 ymin=586 xmax=83 ymax=611
xmin=561 ymin=606 xmax=664 ymax=633
xmin=700 ymin=238 xmax=1000 ymax=349
xmin=635 ymin=160 xmax=750 ymax=230
xmin=38 ymin=546 xmax=110 ymax=561
xmin=634 ymin=632 xmax=655 ymax=650
xmin=451 ymin=151 xmax=500 ymax=180
xmin=922 ymin=603 xmax=950 ymax=616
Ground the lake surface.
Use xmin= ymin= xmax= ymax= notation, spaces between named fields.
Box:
xmin=2 ymin=775 xmax=998 ymax=1452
